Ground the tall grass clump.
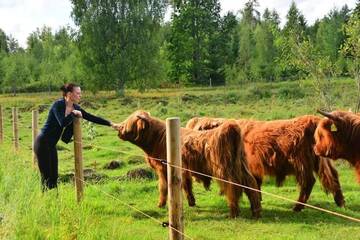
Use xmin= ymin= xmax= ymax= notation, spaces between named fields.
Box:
xmin=0 ymin=144 xmax=96 ymax=239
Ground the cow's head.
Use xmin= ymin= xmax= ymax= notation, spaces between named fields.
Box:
xmin=314 ymin=110 xmax=357 ymax=160
xmin=117 ymin=110 xmax=150 ymax=143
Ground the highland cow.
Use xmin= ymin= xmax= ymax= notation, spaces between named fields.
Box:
xmin=187 ymin=116 xmax=345 ymax=211
xmin=116 ymin=110 xmax=262 ymax=218
xmin=315 ymin=110 xmax=360 ymax=182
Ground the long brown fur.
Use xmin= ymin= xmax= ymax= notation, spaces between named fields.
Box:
xmin=315 ymin=110 xmax=360 ymax=182
xmin=117 ymin=110 xmax=261 ymax=218
xmin=187 ymin=116 xmax=345 ymax=211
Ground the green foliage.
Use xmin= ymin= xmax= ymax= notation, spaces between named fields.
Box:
xmin=0 ymin=1 xmax=359 ymax=93
xmin=3 ymin=52 xmax=31 ymax=95
xmin=0 ymin=28 xmax=8 ymax=53
xmin=341 ymin=2 xmax=360 ymax=111
xmin=247 ymin=85 xmax=272 ymax=99
xmin=252 ymin=12 xmax=277 ymax=81
xmin=71 ymin=0 xmax=167 ymax=93
xmin=315 ymin=7 xmax=350 ymax=64
xmin=277 ymin=85 xmax=305 ymax=99
xmin=276 ymin=1 xmax=307 ymax=81
xmin=288 ymin=37 xmax=334 ymax=110
xmin=168 ymin=0 xmax=234 ymax=86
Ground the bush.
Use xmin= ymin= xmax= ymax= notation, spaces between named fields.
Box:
xmin=277 ymin=86 xmax=305 ymax=99
xmin=225 ymin=92 xmax=240 ymax=104
xmin=247 ymin=86 xmax=272 ymax=99
xmin=6 ymin=81 xmax=60 ymax=93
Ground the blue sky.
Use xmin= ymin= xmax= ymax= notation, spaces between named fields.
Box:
xmin=0 ymin=0 xmax=357 ymax=47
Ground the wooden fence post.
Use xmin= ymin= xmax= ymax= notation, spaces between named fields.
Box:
xmin=12 ymin=107 xmax=19 ymax=151
xmin=32 ymin=109 xmax=38 ymax=166
xmin=0 ymin=105 xmax=3 ymax=144
xmin=166 ymin=117 xmax=183 ymax=240
xmin=73 ymin=117 xmax=84 ymax=202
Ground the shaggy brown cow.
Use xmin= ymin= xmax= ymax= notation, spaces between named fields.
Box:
xmin=187 ymin=116 xmax=345 ymax=211
xmin=315 ymin=110 xmax=360 ymax=182
xmin=116 ymin=110 xmax=261 ymax=218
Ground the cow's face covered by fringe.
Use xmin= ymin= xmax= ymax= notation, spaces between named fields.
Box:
xmin=117 ymin=110 xmax=150 ymax=144
xmin=314 ymin=117 xmax=343 ymax=159
xmin=315 ymin=110 xmax=360 ymax=183
xmin=314 ymin=110 xmax=360 ymax=161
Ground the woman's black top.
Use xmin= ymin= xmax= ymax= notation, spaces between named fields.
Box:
xmin=39 ymin=98 xmax=111 ymax=145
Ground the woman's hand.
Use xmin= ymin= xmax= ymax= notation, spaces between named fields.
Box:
xmin=110 ymin=122 xmax=121 ymax=130
xmin=72 ymin=110 xmax=83 ymax=118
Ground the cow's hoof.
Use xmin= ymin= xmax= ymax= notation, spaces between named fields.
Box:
xmin=188 ymin=198 xmax=196 ymax=207
xmin=334 ymin=193 xmax=345 ymax=208
xmin=252 ymin=207 xmax=262 ymax=219
xmin=293 ymin=204 xmax=304 ymax=212
xmin=229 ymin=208 xmax=239 ymax=218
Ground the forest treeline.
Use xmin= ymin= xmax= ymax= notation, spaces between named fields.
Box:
xmin=0 ymin=0 xmax=359 ymax=95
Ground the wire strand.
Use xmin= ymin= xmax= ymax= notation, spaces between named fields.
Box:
xmin=73 ymin=175 xmax=194 ymax=240
xmin=74 ymin=140 xmax=360 ymax=224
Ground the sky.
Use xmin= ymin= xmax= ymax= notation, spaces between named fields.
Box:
xmin=0 ymin=0 xmax=357 ymax=48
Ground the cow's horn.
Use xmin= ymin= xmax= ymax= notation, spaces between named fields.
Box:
xmin=317 ymin=109 xmax=337 ymax=120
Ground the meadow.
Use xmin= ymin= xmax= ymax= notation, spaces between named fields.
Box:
xmin=0 ymin=78 xmax=359 ymax=239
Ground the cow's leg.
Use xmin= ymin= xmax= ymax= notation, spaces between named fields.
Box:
xmin=182 ymin=172 xmax=196 ymax=207
xmin=157 ymin=168 xmax=168 ymax=208
xmin=223 ymin=183 xmax=241 ymax=218
xmin=254 ymin=175 xmax=263 ymax=201
xmin=317 ymin=157 xmax=345 ymax=207
xmin=355 ymin=161 xmax=360 ymax=184
xmin=242 ymin=177 xmax=262 ymax=218
xmin=293 ymin=173 xmax=316 ymax=212
xmin=240 ymin=159 xmax=262 ymax=218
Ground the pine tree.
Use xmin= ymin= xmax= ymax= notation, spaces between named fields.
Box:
xmin=168 ymin=0 xmax=223 ymax=85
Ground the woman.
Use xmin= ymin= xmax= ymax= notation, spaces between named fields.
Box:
xmin=34 ymin=83 xmax=117 ymax=190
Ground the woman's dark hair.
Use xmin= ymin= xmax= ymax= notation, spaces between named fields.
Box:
xmin=60 ymin=83 xmax=79 ymax=97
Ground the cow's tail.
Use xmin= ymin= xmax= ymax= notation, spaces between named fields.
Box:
xmin=317 ymin=157 xmax=345 ymax=207
xmin=227 ymin=121 xmax=262 ymax=217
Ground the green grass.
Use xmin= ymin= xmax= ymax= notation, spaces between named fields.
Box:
xmin=1 ymin=78 xmax=360 ymax=239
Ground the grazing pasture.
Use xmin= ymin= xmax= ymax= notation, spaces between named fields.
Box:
xmin=0 ymin=79 xmax=359 ymax=239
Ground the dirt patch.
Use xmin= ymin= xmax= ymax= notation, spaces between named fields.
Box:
xmin=58 ymin=168 xmax=108 ymax=184
xmin=127 ymin=156 xmax=144 ymax=165
xmin=126 ymin=168 xmax=155 ymax=180
xmin=103 ymin=160 xmax=124 ymax=170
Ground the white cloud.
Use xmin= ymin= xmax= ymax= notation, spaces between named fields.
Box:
xmin=0 ymin=0 xmax=74 ymax=47
xmin=0 ymin=0 xmax=357 ymax=48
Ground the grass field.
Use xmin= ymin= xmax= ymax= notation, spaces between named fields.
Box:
xmin=0 ymin=79 xmax=360 ymax=239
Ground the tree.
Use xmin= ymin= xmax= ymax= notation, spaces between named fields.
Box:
xmin=7 ymin=35 xmax=21 ymax=54
xmin=3 ymin=52 xmax=31 ymax=95
xmin=291 ymin=38 xmax=334 ymax=110
xmin=342 ymin=2 xmax=360 ymax=111
xmin=0 ymin=29 xmax=8 ymax=53
xmin=283 ymin=1 xmax=307 ymax=40
xmin=208 ymin=11 xmax=238 ymax=86
xmin=252 ymin=8 xmax=278 ymax=81
xmin=168 ymin=0 xmax=223 ymax=85
xmin=277 ymin=1 xmax=307 ymax=80
xmin=71 ymin=0 xmax=167 ymax=94
xmin=0 ymin=29 xmax=8 ymax=89
xmin=26 ymin=29 xmax=44 ymax=83
xmin=234 ymin=0 xmax=259 ymax=83
xmin=315 ymin=6 xmax=350 ymax=64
